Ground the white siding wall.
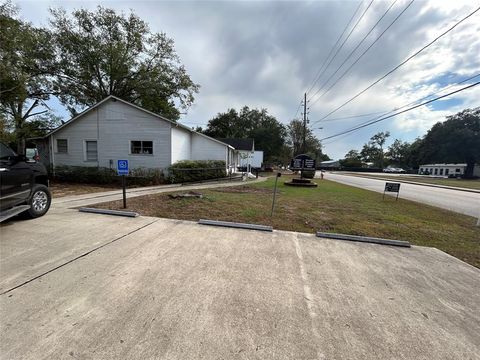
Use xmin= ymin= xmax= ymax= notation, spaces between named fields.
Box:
xmin=51 ymin=109 xmax=98 ymax=167
xmin=51 ymin=99 xmax=171 ymax=170
xmin=191 ymin=133 xmax=227 ymax=162
xmin=171 ymin=127 xmax=192 ymax=164
xmin=474 ymin=165 xmax=480 ymax=177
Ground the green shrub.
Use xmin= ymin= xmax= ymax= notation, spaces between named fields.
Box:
xmin=168 ymin=160 xmax=226 ymax=183
xmin=128 ymin=167 xmax=165 ymax=186
xmin=53 ymin=165 xmax=165 ymax=186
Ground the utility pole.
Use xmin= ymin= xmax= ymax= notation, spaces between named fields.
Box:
xmin=302 ymin=92 xmax=307 ymax=154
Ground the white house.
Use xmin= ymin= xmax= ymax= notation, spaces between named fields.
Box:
xmin=418 ymin=163 xmax=480 ymax=177
xmin=217 ymin=138 xmax=256 ymax=171
xmin=38 ymin=96 xmax=235 ymax=173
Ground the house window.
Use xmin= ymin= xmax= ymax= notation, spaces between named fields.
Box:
xmin=440 ymin=168 xmax=443 ymax=175
xmin=456 ymin=168 xmax=460 ymax=172
xmin=131 ymin=141 xmax=153 ymax=155
xmin=85 ymin=141 xmax=98 ymax=162
xmin=57 ymin=139 xmax=68 ymax=153
xmin=445 ymin=169 xmax=449 ymax=176
xmin=434 ymin=168 xmax=438 ymax=175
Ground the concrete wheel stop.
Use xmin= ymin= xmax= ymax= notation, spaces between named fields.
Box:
xmin=198 ymin=219 xmax=273 ymax=232
xmin=79 ymin=207 xmax=139 ymax=218
xmin=316 ymin=231 xmax=411 ymax=247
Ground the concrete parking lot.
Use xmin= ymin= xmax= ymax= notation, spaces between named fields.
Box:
xmin=1 ymin=208 xmax=479 ymax=359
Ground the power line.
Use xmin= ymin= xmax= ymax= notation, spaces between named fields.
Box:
xmin=314 ymin=72 xmax=480 ymax=126
xmin=319 ymin=81 xmax=480 ymax=141
xmin=312 ymin=5 xmax=480 ymax=125
xmin=305 ymin=1 xmax=364 ymax=96
xmin=292 ymin=98 xmax=303 ymax=120
xmin=309 ymin=0 xmax=400 ymax=102
xmin=319 ymin=111 xmax=388 ymax=122
xmin=316 ymin=0 xmax=414 ymax=101
xmin=306 ymin=0 xmax=374 ymax=97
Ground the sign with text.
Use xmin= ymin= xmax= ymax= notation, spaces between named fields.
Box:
xmin=383 ymin=182 xmax=400 ymax=201
xmin=290 ymin=154 xmax=316 ymax=171
xmin=117 ymin=159 xmax=129 ymax=176
xmin=384 ymin=182 xmax=400 ymax=192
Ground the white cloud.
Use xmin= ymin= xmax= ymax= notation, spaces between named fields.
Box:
xmin=14 ymin=0 xmax=480 ymax=159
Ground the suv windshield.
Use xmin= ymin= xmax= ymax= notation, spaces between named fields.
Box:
xmin=0 ymin=142 xmax=16 ymax=161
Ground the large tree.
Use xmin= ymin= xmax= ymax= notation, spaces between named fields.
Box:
xmin=418 ymin=108 xmax=480 ymax=178
xmin=49 ymin=6 xmax=199 ymax=119
xmin=360 ymin=131 xmax=390 ymax=168
xmin=204 ymin=106 xmax=287 ymax=162
xmin=203 ymin=108 xmax=249 ymax=138
xmin=286 ymin=119 xmax=326 ymax=160
xmin=385 ymin=139 xmax=411 ymax=167
xmin=0 ymin=2 xmax=57 ymax=153
xmin=340 ymin=149 xmax=363 ymax=168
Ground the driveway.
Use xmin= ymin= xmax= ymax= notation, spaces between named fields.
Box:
xmin=322 ymin=172 xmax=480 ymax=218
xmin=1 ymin=206 xmax=479 ymax=359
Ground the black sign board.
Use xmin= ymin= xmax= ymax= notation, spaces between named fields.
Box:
xmin=383 ymin=182 xmax=400 ymax=200
xmin=385 ymin=182 xmax=400 ymax=192
xmin=290 ymin=154 xmax=316 ymax=171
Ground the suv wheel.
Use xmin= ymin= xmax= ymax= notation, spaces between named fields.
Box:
xmin=26 ymin=185 xmax=51 ymax=218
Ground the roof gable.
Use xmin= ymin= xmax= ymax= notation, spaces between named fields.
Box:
xmin=45 ymin=96 xmax=233 ymax=149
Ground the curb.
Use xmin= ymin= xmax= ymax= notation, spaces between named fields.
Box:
xmin=79 ymin=207 xmax=139 ymax=217
xmin=340 ymin=174 xmax=480 ymax=194
xmin=316 ymin=231 xmax=411 ymax=247
xmin=198 ymin=219 xmax=273 ymax=232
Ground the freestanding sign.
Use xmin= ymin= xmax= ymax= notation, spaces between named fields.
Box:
xmin=383 ymin=182 xmax=401 ymax=201
xmin=290 ymin=154 xmax=316 ymax=171
xmin=117 ymin=160 xmax=129 ymax=208
xmin=117 ymin=160 xmax=129 ymax=176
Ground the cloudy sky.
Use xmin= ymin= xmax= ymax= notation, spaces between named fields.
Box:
xmin=15 ymin=0 xmax=480 ymax=159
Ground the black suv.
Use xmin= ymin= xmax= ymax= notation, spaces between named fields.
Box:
xmin=0 ymin=142 xmax=51 ymax=222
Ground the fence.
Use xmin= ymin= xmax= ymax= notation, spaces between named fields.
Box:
xmin=168 ymin=167 xmax=230 ymax=184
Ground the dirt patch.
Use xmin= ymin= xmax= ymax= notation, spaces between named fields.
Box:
xmin=50 ymin=182 xmax=119 ymax=198
xmin=211 ymin=186 xmax=277 ymax=194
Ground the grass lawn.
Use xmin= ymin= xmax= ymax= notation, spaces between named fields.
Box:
xmin=346 ymin=173 xmax=480 ymax=190
xmin=93 ymin=175 xmax=480 ymax=268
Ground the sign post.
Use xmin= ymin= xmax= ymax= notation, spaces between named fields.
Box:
xmin=383 ymin=182 xmax=400 ymax=201
xmin=271 ymin=172 xmax=282 ymax=216
xmin=117 ymin=160 xmax=129 ymax=208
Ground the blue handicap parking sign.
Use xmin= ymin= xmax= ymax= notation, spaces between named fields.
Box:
xmin=117 ymin=159 xmax=129 ymax=175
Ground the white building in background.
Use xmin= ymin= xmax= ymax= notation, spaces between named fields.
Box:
xmin=38 ymin=96 xmax=235 ymax=171
xmin=418 ymin=163 xmax=480 ymax=177
xmin=216 ymin=138 xmax=263 ymax=171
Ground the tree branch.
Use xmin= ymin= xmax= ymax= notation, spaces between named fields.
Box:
xmin=25 ymin=110 xmax=48 ymax=119
xmin=23 ymin=100 xmax=39 ymax=120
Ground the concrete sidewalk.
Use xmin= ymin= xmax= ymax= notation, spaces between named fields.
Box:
xmin=52 ymin=177 xmax=267 ymax=209
xmin=1 ymin=211 xmax=479 ymax=359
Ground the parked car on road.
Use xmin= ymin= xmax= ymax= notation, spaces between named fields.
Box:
xmin=0 ymin=142 xmax=51 ymax=222
xmin=383 ymin=167 xmax=406 ymax=173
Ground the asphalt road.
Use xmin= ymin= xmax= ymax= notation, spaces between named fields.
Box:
xmin=321 ymin=172 xmax=480 ymax=218
xmin=1 ymin=206 xmax=479 ymax=359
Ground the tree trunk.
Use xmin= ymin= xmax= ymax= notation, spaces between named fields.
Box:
xmin=16 ymin=137 xmax=26 ymax=155
xmin=464 ymin=161 xmax=475 ymax=179
xmin=15 ymin=112 xmax=26 ymax=155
